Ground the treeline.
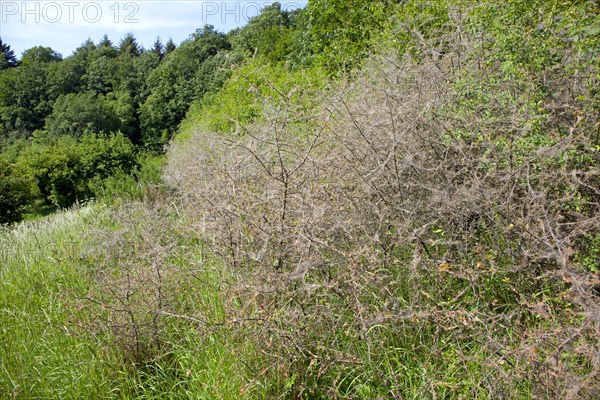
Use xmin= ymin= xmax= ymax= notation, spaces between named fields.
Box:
xmin=0 ymin=3 xmax=316 ymax=223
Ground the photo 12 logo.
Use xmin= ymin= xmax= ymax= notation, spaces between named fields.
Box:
xmin=1 ymin=1 xmax=140 ymax=24
xmin=200 ymin=1 xmax=304 ymax=24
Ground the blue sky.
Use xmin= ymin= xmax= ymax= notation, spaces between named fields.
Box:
xmin=0 ymin=1 xmax=308 ymax=58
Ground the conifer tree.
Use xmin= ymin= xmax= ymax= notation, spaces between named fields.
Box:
xmin=164 ymin=38 xmax=177 ymax=56
xmin=119 ymin=33 xmax=142 ymax=56
xmin=0 ymin=38 xmax=18 ymax=69
xmin=99 ymin=34 xmax=113 ymax=48
xmin=151 ymin=37 xmax=164 ymax=59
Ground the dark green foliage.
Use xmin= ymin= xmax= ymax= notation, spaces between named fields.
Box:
xmin=0 ymin=159 xmax=34 ymax=224
xmin=72 ymin=39 xmax=97 ymax=63
xmin=44 ymin=92 xmax=134 ymax=138
xmin=17 ymin=133 xmax=138 ymax=207
xmin=119 ymin=33 xmax=142 ymax=57
xmin=66 ymin=40 xmax=98 ymax=90
xmin=192 ymin=49 xmax=246 ymax=101
xmin=151 ymin=37 xmax=164 ymax=59
xmin=230 ymin=2 xmax=293 ymax=63
xmin=308 ymin=0 xmax=391 ymax=71
xmin=104 ymin=91 xmax=137 ymax=139
xmin=114 ymin=53 xmax=141 ymax=99
xmin=0 ymin=38 xmax=18 ymax=70
xmin=86 ymin=55 xmax=119 ymax=93
xmin=0 ymin=4 xmax=318 ymax=149
xmin=0 ymin=62 xmax=51 ymax=134
xmin=132 ymin=52 xmax=161 ymax=103
xmin=20 ymin=46 xmax=62 ymax=65
xmin=98 ymin=34 xmax=114 ymax=49
xmin=307 ymin=0 xmax=452 ymax=72
xmin=140 ymin=25 xmax=230 ymax=147
xmin=95 ymin=39 xmax=119 ymax=59
xmin=164 ymin=38 xmax=177 ymax=56
xmin=45 ymin=57 xmax=86 ymax=99
xmin=285 ymin=9 xmax=314 ymax=69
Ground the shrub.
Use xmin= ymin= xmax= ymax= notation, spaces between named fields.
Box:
xmin=0 ymin=159 xmax=34 ymax=224
xmin=166 ymin=2 xmax=600 ymax=396
xmin=183 ymin=60 xmax=327 ymax=134
xmin=18 ymin=132 xmax=138 ymax=207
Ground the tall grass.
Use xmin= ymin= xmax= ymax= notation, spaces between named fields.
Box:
xmin=0 ymin=202 xmax=265 ymax=399
xmin=0 ymin=206 xmax=119 ymax=398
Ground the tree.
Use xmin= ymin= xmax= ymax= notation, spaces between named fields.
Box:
xmin=308 ymin=0 xmax=391 ymax=71
xmin=71 ymin=38 xmax=98 ymax=65
xmin=66 ymin=39 xmax=99 ymax=91
xmin=0 ymin=63 xmax=51 ymax=135
xmin=20 ymin=46 xmax=62 ymax=65
xmin=46 ymin=57 xmax=86 ymax=99
xmin=119 ymin=33 xmax=142 ymax=57
xmin=96 ymin=35 xmax=118 ymax=58
xmin=286 ymin=9 xmax=314 ymax=69
xmin=45 ymin=92 xmax=123 ymax=137
xmin=104 ymin=90 xmax=136 ymax=140
xmin=230 ymin=2 xmax=293 ymax=63
xmin=192 ymin=49 xmax=245 ymax=99
xmin=164 ymin=38 xmax=177 ymax=56
xmin=133 ymin=52 xmax=161 ymax=100
xmin=0 ymin=46 xmax=61 ymax=135
xmin=17 ymin=132 xmax=138 ymax=207
xmin=151 ymin=37 xmax=164 ymax=59
xmin=99 ymin=34 xmax=113 ymax=48
xmin=87 ymin=55 xmax=119 ymax=94
xmin=0 ymin=38 xmax=18 ymax=70
xmin=140 ymin=26 xmax=230 ymax=147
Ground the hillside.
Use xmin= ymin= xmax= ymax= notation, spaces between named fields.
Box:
xmin=1 ymin=1 xmax=599 ymax=398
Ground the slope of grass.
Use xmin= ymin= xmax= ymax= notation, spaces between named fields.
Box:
xmin=0 ymin=206 xmax=118 ymax=398
xmin=0 ymin=203 xmax=268 ymax=399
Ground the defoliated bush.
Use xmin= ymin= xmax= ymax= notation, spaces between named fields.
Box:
xmin=166 ymin=2 xmax=600 ymax=397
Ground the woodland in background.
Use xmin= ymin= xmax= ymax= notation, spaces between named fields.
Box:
xmin=0 ymin=3 xmax=308 ymax=222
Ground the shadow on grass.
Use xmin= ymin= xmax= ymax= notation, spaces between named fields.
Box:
xmin=22 ymin=200 xmax=59 ymax=221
